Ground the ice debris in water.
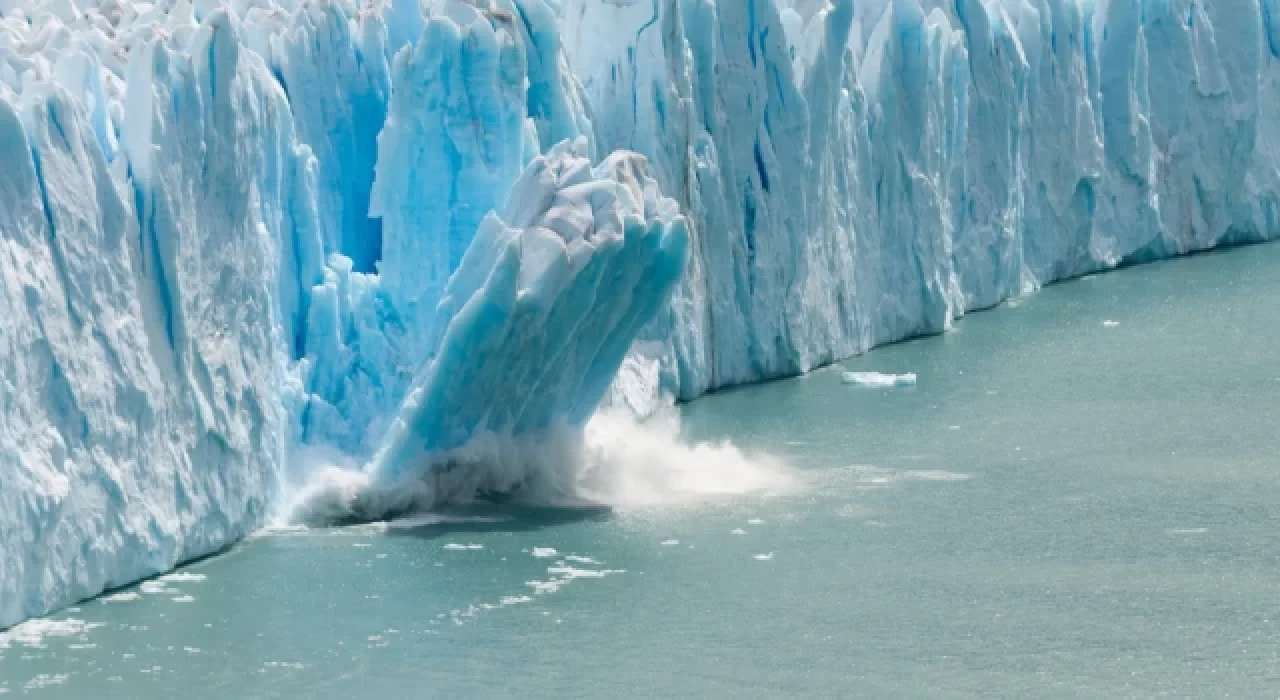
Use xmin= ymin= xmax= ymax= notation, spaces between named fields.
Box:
xmin=158 ymin=572 xmax=207 ymax=584
xmin=101 ymin=592 xmax=141 ymax=604
xmin=842 ymin=372 xmax=918 ymax=388
xmin=6 ymin=0 xmax=1280 ymax=628
xmin=0 ymin=619 xmax=102 ymax=650
xmin=139 ymin=581 xmax=178 ymax=596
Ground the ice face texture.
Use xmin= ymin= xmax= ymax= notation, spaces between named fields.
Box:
xmin=3 ymin=0 xmax=1280 ymax=626
xmin=565 ymin=0 xmax=1280 ymax=400
xmin=0 ymin=14 xmax=291 ymax=627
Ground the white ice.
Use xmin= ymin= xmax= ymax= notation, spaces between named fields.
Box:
xmin=841 ymin=371 xmax=919 ymax=388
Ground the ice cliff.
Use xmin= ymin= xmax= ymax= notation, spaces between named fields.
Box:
xmin=3 ymin=0 xmax=1280 ymax=626
xmin=568 ymin=0 xmax=1280 ymax=400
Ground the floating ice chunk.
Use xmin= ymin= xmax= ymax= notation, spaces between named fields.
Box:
xmin=101 ymin=592 xmax=140 ymax=603
xmin=842 ymin=372 xmax=918 ymax=388
xmin=139 ymin=581 xmax=177 ymax=596
xmin=730 ymin=528 xmax=747 ymax=535
xmin=500 ymin=595 xmax=533 ymax=606
xmin=531 ymin=547 xmax=558 ymax=558
xmin=158 ymin=573 xmax=206 ymax=584
xmin=545 ymin=565 xmax=623 ymax=580
xmin=23 ymin=675 xmax=69 ymax=691
xmin=0 ymin=618 xmax=101 ymax=649
xmin=753 ymin=553 xmax=775 ymax=561
xmin=1103 ymin=320 xmax=1121 ymax=328
xmin=171 ymin=595 xmax=196 ymax=603
xmin=526 ymin=580 xmax=562 ymax=595
xmin=526 ymin=563 xmax=625 ymax=594
xmin=443 ymin=543 xmax=484 ymax=551
xmin=660 ymin=539 xmax=680 ymax=546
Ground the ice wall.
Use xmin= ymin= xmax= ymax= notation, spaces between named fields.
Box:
xmin=0 ymin=14 xmax=300 ymax=627
xmin=562 ymin=0 xmax=1280 ymax=400
xmin=5 ymin=0 xmax=1280 ymax=627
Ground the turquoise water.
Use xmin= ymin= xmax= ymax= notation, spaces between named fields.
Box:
xmin=3 ymin=244 xmax=1279 ymax=698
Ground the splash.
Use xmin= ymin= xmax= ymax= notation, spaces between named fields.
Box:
xmin=283 ymin=406 xmax=793 ymax=525
xmin=572 ymin=408 xmax=795 ymax=508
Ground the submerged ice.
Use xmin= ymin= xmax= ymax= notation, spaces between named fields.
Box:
xmin=4 ymin=0 xmax=1280 ymax=626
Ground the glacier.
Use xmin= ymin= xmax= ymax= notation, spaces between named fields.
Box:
xmin=3 ymin=0 xmax=1280 ymax=627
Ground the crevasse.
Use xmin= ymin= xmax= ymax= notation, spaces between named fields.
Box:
xmin=2 ymin=0 xmax=1278 ymax=627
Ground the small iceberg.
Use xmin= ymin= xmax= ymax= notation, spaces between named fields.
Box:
xmin=841 ymin=372 xmax=918 ymax=388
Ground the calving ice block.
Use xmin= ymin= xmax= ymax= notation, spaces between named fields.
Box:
xmin=290 ymin=141 xmax=689 ymax=523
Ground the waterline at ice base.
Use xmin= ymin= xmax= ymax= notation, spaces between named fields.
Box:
xmin=3 ymin=0 xmax=1280 ymax=628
